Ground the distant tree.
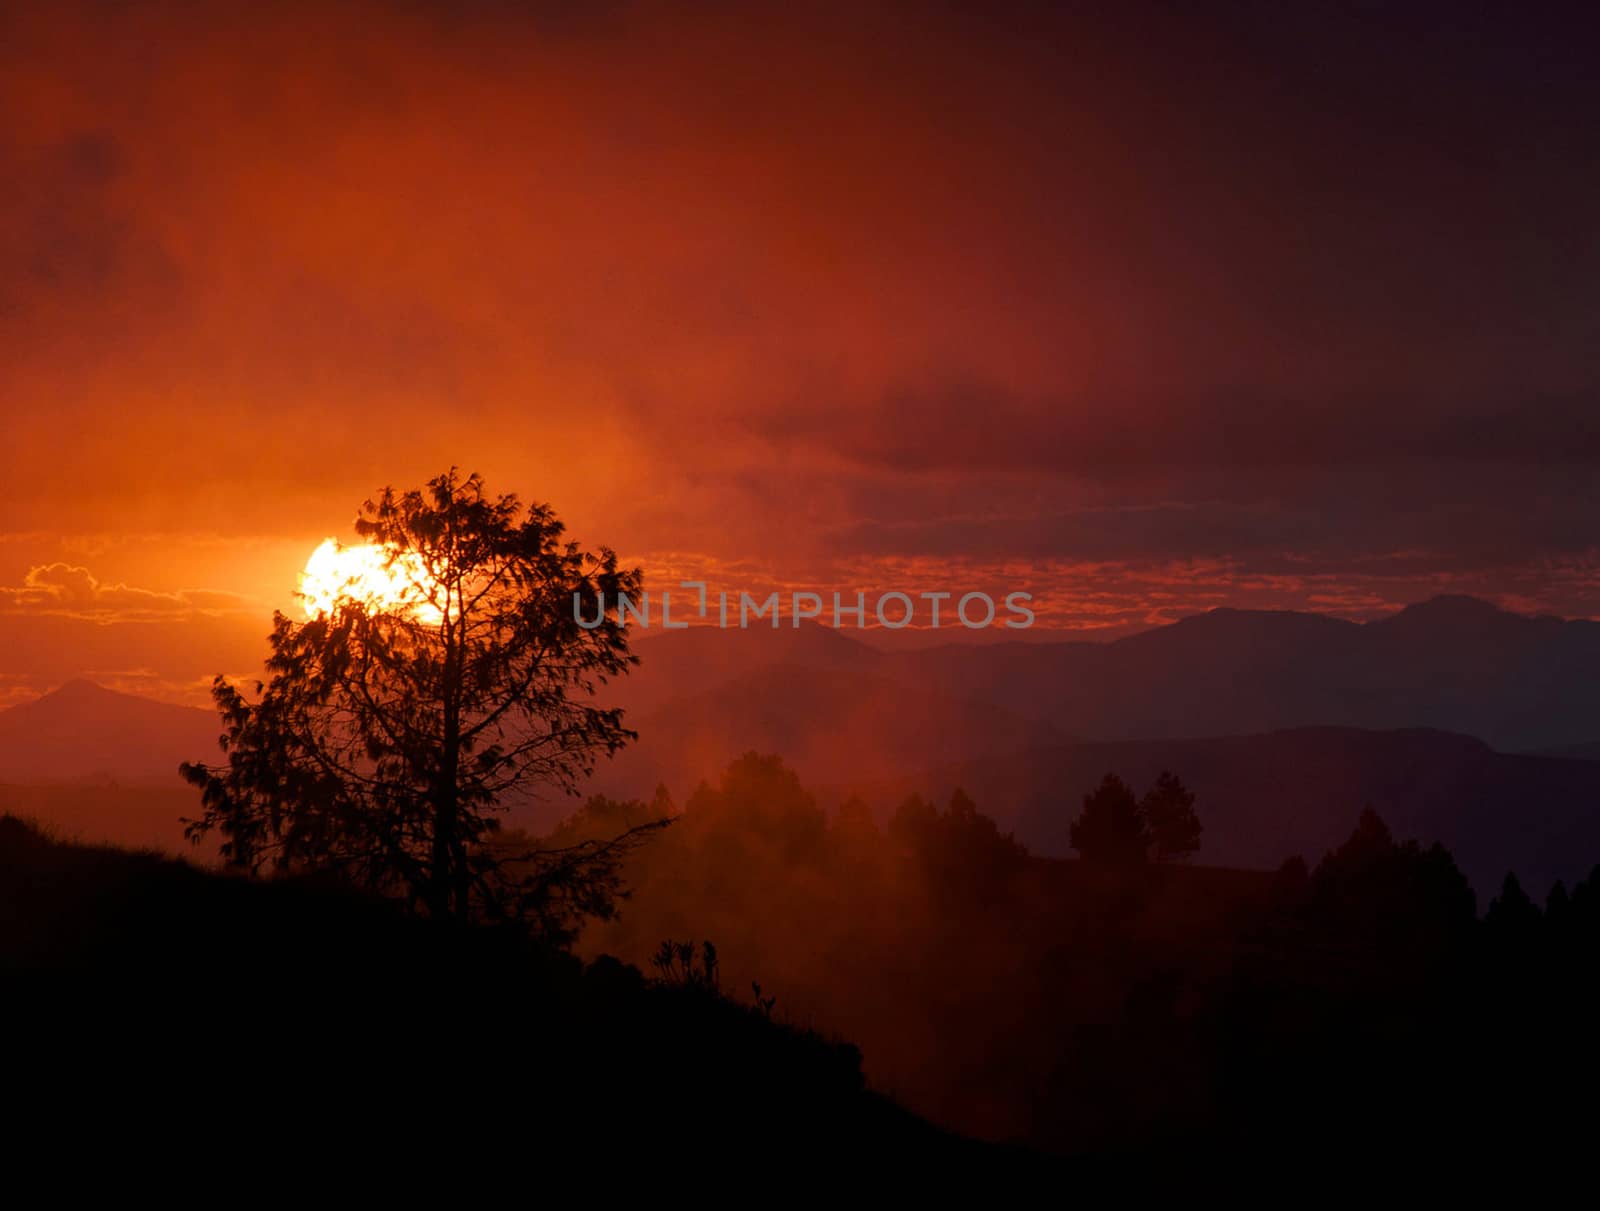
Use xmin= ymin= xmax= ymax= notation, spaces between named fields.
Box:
xmin=1275 ymin=854 xmax=1310 ymax=890
xmin=544 ymin=785 xmax=677 ymax=849
xmin=1339 ymin=806 xmax=1394 ymax=858
xmin=890 ymin=787 xmax=1027 ymax=900
xmin=1485 ymin=872 xmax=1541 ymax=943
xmin=1141 ymin=770 xmax=1202 ymax=862
xmin=1571 ymin=865 xmax=1600 ymax=932
xmin=944 ymin=787 xmax=1028 ymax=865
xmin=1305 ymin=808 xmax=1477 ymax=965
xmin=181 ymin=470 xmax=664 ymax=935
xmin=689 ymin=752 xmax=828 ymax=862
xmin=501 ymin=787 xmax=678 ymax=945
xmin=1545 ymin=879 xmax=1571 ymax=921
xmin=832 ymin=794 xmax=878 ymax=839
xmin=1070 ymin=773 xmax=1150 ymax=865
xmin=887 ymin=793 xmax=939 ymax=850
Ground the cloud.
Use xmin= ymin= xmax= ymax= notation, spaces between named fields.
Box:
xmin=0 ymin=563 xmax=257 ymax=622
xmin=2 ymin=0 xmax=1599 ymax=638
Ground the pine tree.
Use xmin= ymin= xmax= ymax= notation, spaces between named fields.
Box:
xmin=1070 ymin=773 xmax=1149 ymax=865
xmin=1141 ymin=770 xmax=1202 ymax=862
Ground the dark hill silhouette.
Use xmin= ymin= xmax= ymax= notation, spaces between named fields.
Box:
xmin=0 ymin=679 xmax=218 ymax=783
xmin=0 ymin=814 xmax=1009 ymax=1173
xmin=833 ymin=727 xmax=1600 ymax=895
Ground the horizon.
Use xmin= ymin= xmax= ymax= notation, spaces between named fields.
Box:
xmin=1 ymin=589 xmax=1579 ymax=710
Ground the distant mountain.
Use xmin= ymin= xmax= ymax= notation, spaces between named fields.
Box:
xmin=0 ymin=680 xmax=219 ymax=785
xmin=865 ymin=596 xmax=1600 ymax=751
xmin=831 ymin=727 xmax=1600 ymax=896
xmin=617 ymin=597 xmax=1600 ymax=752
xmin=19 ymin=596 xmax=1600 ymax=883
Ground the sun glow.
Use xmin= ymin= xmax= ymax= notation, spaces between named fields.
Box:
xmin=299 ymin=539 xmax=441 ymax=621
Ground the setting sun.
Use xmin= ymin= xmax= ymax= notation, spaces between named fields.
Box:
xmin=299 ymin=539 xmax=440 ymax=621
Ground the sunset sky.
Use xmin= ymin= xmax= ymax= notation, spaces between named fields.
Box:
xmin=3 ymin=0 xmax=1599 ymax=704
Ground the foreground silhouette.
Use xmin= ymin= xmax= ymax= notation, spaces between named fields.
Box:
xmin=570 ymin=754 xmax=1600 ymax=1169
xmin=11 ymin=747 xmax=1600 ymax=1177
xmin=0 ymin=814 xmax=1012 ymax=1175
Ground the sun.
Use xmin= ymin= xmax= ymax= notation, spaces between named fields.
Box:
xmin=299 ymin=539 xmax=441 ymax=621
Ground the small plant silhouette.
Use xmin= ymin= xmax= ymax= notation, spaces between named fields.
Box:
xmin=751 ymin=980 xmax=777 ymax=1019
xmin=652 ymin=938 xmax=720 ymax=990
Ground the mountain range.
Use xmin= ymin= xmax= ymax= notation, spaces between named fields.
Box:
xmin=5 ymin=596 xmax=1600 ymax=890
xmin=606 ymin=594 xmax=1600 ymax=752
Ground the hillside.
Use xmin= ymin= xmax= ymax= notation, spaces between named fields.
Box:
xmin=0 ymin=780 xmax=201 ymax=855
xmin=0 ymin=814 xmax=1004 ymax=1171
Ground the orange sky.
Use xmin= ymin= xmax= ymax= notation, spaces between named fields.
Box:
xmin=4 ymin=1 xmax=1600 ymax=703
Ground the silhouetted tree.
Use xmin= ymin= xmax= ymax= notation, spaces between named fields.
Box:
xmin=1140 ymin=770 xmax=1202 ymax=861
xmin=890 ymin=787 xmax=1028 ymax=899
xmin=543 ymin=785 xmax=677 ymax=849
xmin=1545 ymin=879 xmax=1571 ymax=920
xmin=689 ymin=752 xmax=828 ymax=863
xmin=484 ymin=789 xmax=678 ymax=946
xmin=181 ymin=470 xmax=663 ymax=934
xmin=888 ymin=792 xmax=939 ymax=849
xmin=1487 ymin=872 xmax=1540 ymax=934
xmin=1070 ymin=773 xmax=1149 ymax=865
xmin=1571 ymin=865 xmax=1600 ymax=933
xmin=1302 ymin=808 xmax=1477 ymax=970
xmin=830 ymin=793 xmax=883 ymax=870
xmin=1483 ymin=871 xmax=1542 ymax=981
xmin=832 ymin=794 xmax=878 ymax=841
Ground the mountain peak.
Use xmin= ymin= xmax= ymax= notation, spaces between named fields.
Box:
xmin=1378 ymin=596 xmax=1519 ymax=626
xmin=50 ymin=678 xmax=111 ymax=699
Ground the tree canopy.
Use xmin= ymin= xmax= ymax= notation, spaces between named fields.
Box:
xmin=1142 ymin=770 xmax=1202 ymax=861
xmin=1069 ymin=773 xmax=1150 ymax=865
xmin=1069 ymin=770 xmax=1202 ymax=864
xmin=181 ymin=469 xmax=663 ymax=934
